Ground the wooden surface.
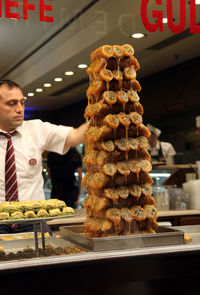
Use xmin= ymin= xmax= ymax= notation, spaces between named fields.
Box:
xmin=47 ymin=208 xmax=200 ymax=227
xmin=152 ymin=164 xmax=197 ymax=170
xmin=158 ymin=209 xmax=200 ymax=217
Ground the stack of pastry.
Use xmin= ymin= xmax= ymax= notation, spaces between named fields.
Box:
xmin=83 ymin=44 xmax=158 ymax=237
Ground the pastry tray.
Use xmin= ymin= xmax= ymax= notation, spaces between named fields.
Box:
xmin=0 ymin=235 xmax=86 ymax=254
xmin=0 ymin=214 xmax=77 ymax=224
xmin=60 ymin=225 xmax=184 ymax=251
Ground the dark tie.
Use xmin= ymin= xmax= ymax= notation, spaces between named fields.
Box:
xmin=1 ymin=133 xmax=19 ymax=201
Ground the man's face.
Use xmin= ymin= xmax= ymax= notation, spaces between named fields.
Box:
xmin=148 ymin=132 xmax=158 ymax=148
xmin=0 ymin=84 xmax=25 ymax=132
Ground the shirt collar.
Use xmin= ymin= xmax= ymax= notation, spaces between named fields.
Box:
xmin=0 ymin=125 xmax=22 ymax=136
xmin=15 ymin=125 xmax=23 ymax=136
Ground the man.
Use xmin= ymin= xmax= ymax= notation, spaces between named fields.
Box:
xmin=0 ymin=79 xmax=86 ymax=233
xmin=147 ymin=123 xmax=176 ymax=163
xmin=196 ymin=116 xmax=200 ymax=137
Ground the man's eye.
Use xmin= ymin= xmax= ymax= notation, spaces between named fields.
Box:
xmin=8 ymin=102 xmax=16 ymax=106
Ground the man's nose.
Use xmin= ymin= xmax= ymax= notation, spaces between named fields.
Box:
xmin=16 ymin=103 xmax=24 ymax=112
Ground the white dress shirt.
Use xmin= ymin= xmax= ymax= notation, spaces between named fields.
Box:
xmin=0 ymin=120 xmax=73 ymax=202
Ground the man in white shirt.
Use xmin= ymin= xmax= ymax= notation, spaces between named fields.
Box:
xmin=0 ymin=79 xmax=86 ymax=233
xmin=196 ymin=116 xmax=200 ymax=137
xmin=147 ymin=124 xmax=176 ymax=163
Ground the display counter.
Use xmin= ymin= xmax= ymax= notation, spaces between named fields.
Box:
xmin=0 ymin=225 xmax=200 ymax=294
xmin=47 ymin=208 xmax=200 ymax=229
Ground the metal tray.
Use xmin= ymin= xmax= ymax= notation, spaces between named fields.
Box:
xmin=60 ymin=225 xmax=184 ymax=251
xmin=0 ymin=214 xmax=77 ymax=224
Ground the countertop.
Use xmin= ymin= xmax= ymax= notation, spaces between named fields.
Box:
xmin=152 ymin=164 xmax=197 ymax=169
xmin=158 ymin=209 xmax=200 ymax=217
xmin=47 ymin=208 xmax=200 ymax=226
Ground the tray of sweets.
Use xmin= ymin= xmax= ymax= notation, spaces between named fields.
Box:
xmin=0 ymin=235 xmax=86 ymax=253
xmin=60 ymin=225 xmax=184 ymax=252
xmin=0 ymin=235 xmax=88 ymax=266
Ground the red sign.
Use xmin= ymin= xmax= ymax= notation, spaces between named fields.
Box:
xmin=141 ymin=0 xmax=200 ymax=34
xmin=0 ymin=0 xmax=54 ymax=22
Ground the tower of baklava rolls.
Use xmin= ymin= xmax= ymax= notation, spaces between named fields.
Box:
xmin=82 ymin=44 xmax=158 ymax=237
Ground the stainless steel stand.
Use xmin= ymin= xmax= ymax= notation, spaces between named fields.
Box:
xmin=33 ymin=221 xmax=46 ymax=257
xmin=0 ymin=214 xmax=77 ymax=257
xmin=40 ymin=221 xmax=45 ymax=250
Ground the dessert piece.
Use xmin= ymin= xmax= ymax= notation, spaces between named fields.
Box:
xmin=24 ymin=210 xmax=37 ymax=219
xmin=49 ymin=209 xmax=61 ymax=217
xmin=129 ymin=184 xmax=141 ymax=198
xmin=0 ymin=212 xmax=10 ymax=220
xmin=144 ymin=205 xmax=158 ymax=220
xmin=62 ymin=207 xmax=75 ymax=215
xmin=0 ymin=202 xmax=16 ymax=213
xmin=37 ymin=209 xmax=49 ymax=218
xmin=11 ymin=211 xmax=24 ymax=219
xmin=29 ymin=201 xmax=41 ymax=212
xmin=16 ymin=201 xmax=32 ymax=212
xmin=130 ymin=206 xmax=146 ymax=221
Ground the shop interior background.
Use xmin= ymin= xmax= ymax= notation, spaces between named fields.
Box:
xmin=1 ymin=0 xmax=200 ymax=200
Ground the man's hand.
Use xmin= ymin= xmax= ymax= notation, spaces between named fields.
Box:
xmin=74 ymin=193 xmax=81 ymax=208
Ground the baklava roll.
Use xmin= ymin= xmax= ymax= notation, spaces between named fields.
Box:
xmin=11 ymin=211 xmax=24 ymax=219
xmin=0 ymin=212 xmax=10 ymax=220
xmin=24 ymin=210 xmax=37 ymax=219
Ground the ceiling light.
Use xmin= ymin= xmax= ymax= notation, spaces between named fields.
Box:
xmin=44 ymin=83 xmax=52 ymax=87
xmin=162 ymin=17 xmax=168 ymax=24
xmin=162 ymin=17 xmax=175 ymax=23
xmin=78 ymin=64 xmax=88 ymax=69
xmin=27 ymin=93 xmax=34 ymax=97
xmin=54 ymin=77 xmax=63 ymax=82
xmin=36 ymin=88 xmax=43 ymax=92
xmin=131 ymin=33 xmax=146 ymax=39
xmin=64 ymin=71 xmax=74 ymax=76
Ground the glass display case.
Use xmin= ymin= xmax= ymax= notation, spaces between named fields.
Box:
xmin=151 ymin=165 xmax=195 ymax=211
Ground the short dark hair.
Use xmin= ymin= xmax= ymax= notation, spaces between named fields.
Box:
xmin=0 ymin=79 xmax=22 ymax=90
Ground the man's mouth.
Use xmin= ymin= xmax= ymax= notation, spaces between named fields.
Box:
xmin=14 ymin=116 xmax=23 ymax=120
